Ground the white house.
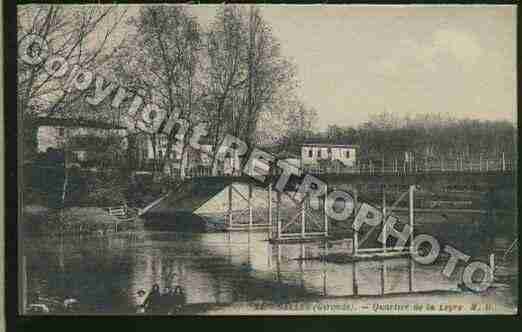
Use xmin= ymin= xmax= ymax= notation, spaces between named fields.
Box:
xmin=34 ymin=117 xmax=127 ymax=163
xmin=301 ymin=143 xmax=358 ymax=167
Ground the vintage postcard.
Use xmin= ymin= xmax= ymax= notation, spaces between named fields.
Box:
xmin=17 ymin=4 xmax=517 ymax=315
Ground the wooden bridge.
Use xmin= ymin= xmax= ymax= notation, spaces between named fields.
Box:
xmin=183 ymin=154 xmax=516 ymax=178
xmin=182 ymin=170 xmax=515 ymax=192
xmin=140 ymin=170 xmax=515 ymax=234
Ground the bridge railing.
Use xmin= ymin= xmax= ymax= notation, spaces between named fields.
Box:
xmin=105 ymin=204 xmax=136 ymax=218
xmin=178 ymin=156 xmax=515 ymax=178
xmin=302 ymin=157 xmax=515 ymax=175
xmin=185 ymin=167 xmax=213 ymax=178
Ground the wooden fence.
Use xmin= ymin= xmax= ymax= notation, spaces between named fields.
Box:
xmin=179 ymin=155 xmax=515 ymax=178
xmin=105 ymin=204 xmax=139 ymax=221
xmin=304 ymin=156 xmax=516 ymax=175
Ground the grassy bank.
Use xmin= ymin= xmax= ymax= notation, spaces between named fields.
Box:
xmin=23 ymin=205 xmax=137 ymax=236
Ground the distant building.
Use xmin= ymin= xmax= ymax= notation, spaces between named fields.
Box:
xmin=34 ymin=117 xmax=127 ymax=165
xmin=301 ymin=143 xmax=358 ymax=167
xmin=137 ymin=133 xmax=215 ymax=176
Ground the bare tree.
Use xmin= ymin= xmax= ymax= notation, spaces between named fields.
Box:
xmin=18 ymin=5 xmax=127 ymax=159
xmin=19 ymin=5 xmax=129 ymax=212
xmin=204 ymin=5 xmax=245 ymax=174
xmin=112 ymin=6 xmax=203 ymax=178
xmin=272 ymin=100 xmax=318 ymax=155
xmin=205 ymin=5 xmax=297 ymax=174
xmin=238 ymin=6 xmax=297 ymax=147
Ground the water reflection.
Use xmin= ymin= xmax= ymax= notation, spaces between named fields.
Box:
xmin=24 ymin=230 xmax=477 ymax=313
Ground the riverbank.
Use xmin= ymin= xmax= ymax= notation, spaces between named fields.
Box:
xmin=23 ymin=205 xmax=139 ymax=236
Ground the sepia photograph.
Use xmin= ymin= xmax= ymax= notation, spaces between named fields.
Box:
xmin=15 ymin=3 xmax=517 ymax=315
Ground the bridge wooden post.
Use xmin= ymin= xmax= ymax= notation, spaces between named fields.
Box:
xmin=352 ymin=261 xmax=358 ymax=296
xmin=268 ymin=183 xmax=272 ymax=239
xmin=277 ymin=191 xmax=281 ymax=240
xmin=301 ymin=194 xmax=306 ymax=239
xmin=267 ymin=241 xmax=272 ymax=268
xmin=490 ymin=253 xmax=495 ymax=281
xmin=382 ymin=185 xmax=387 ymax=253
xmin=409 ymin=257 xmax=415 ymax=292
xmin=22 ymin=255 xmax=27 ymax=313
xmin=502 ymin=152 xmax=506 ymax=172
xmin=324 ymin=184 xmax=328 ymax=237
xmin=228 ymin=183 xmax=233 ymax=228
xmin=479 ymin=154 xmax=482 ymax=172
xmin=353 ymin=187 xmax=359 ymax=256
xmin=276 ymin=244 xmax=282 ymax=282
xmin=409 ymin=185 xmax=415 ymax=253
xmin=248 ymin=183 xmax=253 ymax=230
xmin=381 ymin=259 xmax=386 ymax=295
xmin=323 ymin=270 xmax=327 ymax=296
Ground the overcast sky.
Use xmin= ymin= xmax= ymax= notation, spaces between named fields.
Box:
xmin=243 ymin=5 xmax=516 ymax=129
xmin=84 ymin=5 xmax=519 ymax=129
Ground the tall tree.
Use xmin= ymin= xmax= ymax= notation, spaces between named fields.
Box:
xmin=205 ymin=5 xmax=297 ymax=174
xmin=18 ymin=5 xmax=127 ymax=159
xmin=204 ymin=5 xmax=245 ymax=174
xmin=112 ymin=6 xmax=203 ymax=178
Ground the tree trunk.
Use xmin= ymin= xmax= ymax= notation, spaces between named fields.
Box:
xmin=179 ymin=142 xmax=189 ymax=180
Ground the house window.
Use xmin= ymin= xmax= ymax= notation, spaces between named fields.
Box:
xmin=74 ymin=151 xmax=86 ymax=161
xmin=317 ymin=149 xmax=322 ymax=158
xmin=70 ymin=152 xmax=78 ymax=162
xmin=345 ymin=150 xmax=350 ymax=158
xmin=58 ymin=128 xmax=65 ymax=137
xmin=308 ymin=149 xmax=313 ymax=158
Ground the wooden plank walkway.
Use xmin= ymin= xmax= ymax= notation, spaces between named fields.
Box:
xmin=138 ymin=194 xmax=170 ymax=216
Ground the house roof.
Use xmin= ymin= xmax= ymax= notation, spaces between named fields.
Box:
xmin=274 ymin=151 xmax=300 ymax=159
xmin=132 ymin=131 xmax=213 ymax=145
xmin=31 ymin=117 xmax=126 ymax=130
xmin=301 ymin=142 xmax=359 ymax=149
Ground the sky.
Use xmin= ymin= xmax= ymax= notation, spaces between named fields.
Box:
xmin=30 ymin=4 xmax=516 ymax=130
xmin=242 ymin=5 xmax=517 ymax=129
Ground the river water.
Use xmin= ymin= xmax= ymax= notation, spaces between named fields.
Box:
xmin=23 ymin=228 xmax=517 ymax=314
